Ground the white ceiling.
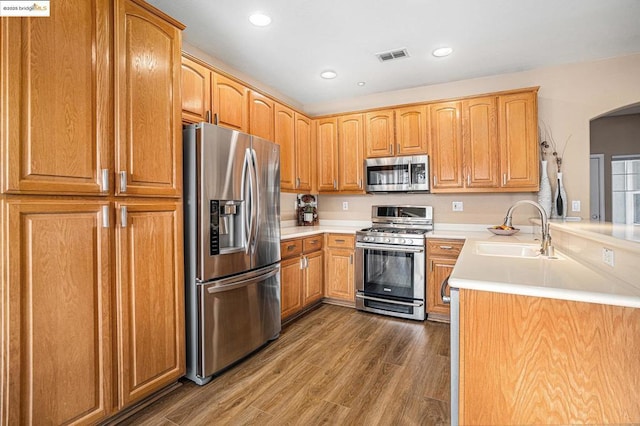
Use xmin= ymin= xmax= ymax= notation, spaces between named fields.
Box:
xmin=147 ymin=0 xmax=640 ymax=108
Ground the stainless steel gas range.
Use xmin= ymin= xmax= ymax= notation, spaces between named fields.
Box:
xmin=355 ymin=205 xmax=433 ymax=321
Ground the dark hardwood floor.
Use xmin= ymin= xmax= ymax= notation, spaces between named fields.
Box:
xmin=119 ymin=305 xmax=451 ymax=425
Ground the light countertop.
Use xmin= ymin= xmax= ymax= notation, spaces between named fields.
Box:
xmin=449 ymin=235 xmax=640 ymax=308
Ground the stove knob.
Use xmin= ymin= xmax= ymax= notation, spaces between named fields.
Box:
xmin=398 ymin=239 xmax=405 ymax=244
xmin=363 ymin=236 xmax=371 ymax=242
xmin=384 ymin=238 xmax=391 ymax=243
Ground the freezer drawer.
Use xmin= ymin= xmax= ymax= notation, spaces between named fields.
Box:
xmin=197 ymin=265 xmax=281 ymax=380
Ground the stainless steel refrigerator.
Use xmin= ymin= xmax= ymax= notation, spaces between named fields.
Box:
xmin=183 ymin=123 xmax=281 ymax=385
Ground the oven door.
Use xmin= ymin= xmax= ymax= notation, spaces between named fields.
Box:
xmin=355 ymin=242 xmax=425 ymax=320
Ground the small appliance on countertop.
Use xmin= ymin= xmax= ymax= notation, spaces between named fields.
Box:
xmin=296 ymin=194 xmax=318 ymax=226
xmin=355 ymin=205 xmax=434 ymax=321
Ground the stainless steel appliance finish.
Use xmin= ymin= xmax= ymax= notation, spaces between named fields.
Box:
xmin=183 ymin=123 xmax=281 ymax=385
xmin=365 ymin=155 xmax=429 ymax=193
xmin=612 ymin=157 xmax=640 ymax=225
xmin=355 ymin=205 xmax=433 ymax=321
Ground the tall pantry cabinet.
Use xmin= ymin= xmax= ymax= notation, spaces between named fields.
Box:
xmin=0 ymin=0 xmax=185 ymax=423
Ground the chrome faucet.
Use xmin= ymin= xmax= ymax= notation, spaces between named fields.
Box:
xmin=503 ymin=200 xmax=553 ymax=256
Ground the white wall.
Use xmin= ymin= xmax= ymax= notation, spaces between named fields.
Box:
xmin=300 ymin=54 xmax=640 ymax=223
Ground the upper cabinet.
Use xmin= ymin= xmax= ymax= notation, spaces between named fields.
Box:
xmin=181 ymin=56 xmax=212 ymax=124
xmin=463 ymin=96 xmax=500 ymax=189
xmin=499 ymin=91 xmax=539 ymax=190
xmin=212 ymin=73 xmax=248 ymax=132
xmin=115 ymin=0 xmax=183 ymax=198
xmin=294 ymin=113 xmax=314 ymax=192
xmin=429 ymin=101 xmax=464 ymax=190
xmin=365 ymin=110 xmax=395 ymax=158
xmin=249 ymin=90 xmax=275 ymax=141
xmin=316 ymin=118 xmax=339 ymax=192
xmin=337 ymin=114 xmax=365 ymax=192
xmin=1 ymin=0 xmax=111 ymax=195
xmin=276 ymin=104 xmax=297 ymax=191
xmin=395 ymin=105 xmax=428 ymax=156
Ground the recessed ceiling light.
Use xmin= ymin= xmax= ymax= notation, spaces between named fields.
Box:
xmin=357 ymin=81 xmax=366 ymax=87
xmin=432 ymin=47 xmax=453 ymax=57
xmin=320 ymin=70 xmax=337 ymax=79
xmin=249 ymin=13 xmax=271 ymax=27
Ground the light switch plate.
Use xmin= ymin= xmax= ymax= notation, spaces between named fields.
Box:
xmin=342 ymin=201 xmax=348 ymax=211
xmin=572 ymin=200 xmax=581 ymax=212
xmin=452 ymin=201 xmax=463 ymax=212
xmin=602 ymin=247 xmax=615 ymax=267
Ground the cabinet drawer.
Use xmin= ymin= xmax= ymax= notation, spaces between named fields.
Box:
xmin=280 ymin=239 xmax=303 ymax=259
xmin=303 ymin=236 xmax=323 ymax=253
xmin=427 ymin=239 xmax=464 ymax=257
xmin=326 ymin=234 xmax=355 ymax=249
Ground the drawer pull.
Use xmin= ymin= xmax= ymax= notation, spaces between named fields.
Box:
xmin=335 ymin=239 xmax=345 ymax=243
xmin=439 ymin=245 xmax=453 ymax=250
xmin=287 ymin=245 xmax=296 ymax=251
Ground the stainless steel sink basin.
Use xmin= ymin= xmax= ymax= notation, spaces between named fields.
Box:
xmin=475 ymin=242 xmax=541 ymax=258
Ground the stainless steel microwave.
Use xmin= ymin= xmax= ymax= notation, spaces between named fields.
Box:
xmin=365 ymin=155 xmax=430 ymax=193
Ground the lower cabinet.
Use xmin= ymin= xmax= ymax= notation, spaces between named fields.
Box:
xmin=426 ymin=238 xmax=464 ymax=322
xmin=1 ymin=198 xmax=185 ymax=423
xmin=279 ymin=235 xmax=323 ymax=320
xmin=324 ymin=234 xmax=355 ymax=303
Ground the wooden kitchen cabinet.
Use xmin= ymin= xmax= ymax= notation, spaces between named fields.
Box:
xmin=277 ymin=106 xmax=314 ymax=193
xmin=2 ymin=199 xmax=112 ymax=425
xmin=426 ymin=239 xmax=464 ymax=322
xmin=316 ymin=118 xmax=340 ymax=192
xmin=317 ymin=115 xmax=365 ymax=193
xmin=213 ymin=72 xmax=248 ymax=132
xmin=324 ymin=234 xmax=356 ymax=303
xmin=294 ymin=113 xmax=314 ymax=193
xmin=1 ymin=0 xmax=111 ymax=196
xmin=429 ymin=101 xmax=464 ymax=190
xmin=280 ymin=256 xmax=304 ymax=319
xmin=499 ymin=91 xmax=539 ymax=190
xmin=115 ymin=200 xmax=185 ymax=407
xmin=181 ymin=55 xmax=212 ymax=124
xmin=304 ymin=250 xmax=324 ymax=305
xmin=463 ymin=96 xmax=500 ymax=189
xmin=395 ymin=105 xmax=428 ymax=156
xmin=249 ymin=90 xmax=275 ymax=141
xmin=365 ymin=109 xmax=395 ymax=158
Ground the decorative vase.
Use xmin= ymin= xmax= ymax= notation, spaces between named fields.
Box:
xmin=537 ymin=160 xmax=552 ymax=218
xmin=552 ymin=171 xmax=567 ymax=218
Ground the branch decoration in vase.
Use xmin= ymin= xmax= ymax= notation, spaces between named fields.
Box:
xmin=540 ymin=121 xmax=572 ymax=219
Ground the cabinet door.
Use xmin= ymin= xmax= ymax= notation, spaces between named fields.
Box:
xmin=365 ymin=110 xmax=395 ymax=158
xmin=1 ymin=0 xmax=111 ymax=195
xmin=337 ymin=114 xmax=365 ymax=192
xmin=213 ymin=73 xmax=248 ymax=132
xmin=295 ymin=113 xmax=314 ymax=192
xmin=249 ymin=91 xmax=275 ymax=141
xmin=316 ymin=118 xmax=339 ymax=192
xmin=429 ymin=101 xmax=463 ymax=191
xmin=3 ymin=200 xmax=111 ymax=425
xmin=275 ymin=104 xmax=296 ymax=191
xmin=115 ymin=201 xmax=185 ymax=408
xmin=463 ymin=96 xmax=499 ymax=189
xmin=325 ymin=248 xmax=354 ymax=302
xmin=303 ymin=251 xmax=324 ymax=305
xmin=427 ymin=257 xmax=455 ymax=316
xmin=181 ymin=56 xmax=212 ymax=124
xmin=499 ymin=91 xmax=539 ymax=190
xmin=395 ymin=105 xmax=428 ymax=156
xmin=115 ymin=0 xmax=183 ymax=198
xmin=280 ymin=256 xmax=303 ymax=319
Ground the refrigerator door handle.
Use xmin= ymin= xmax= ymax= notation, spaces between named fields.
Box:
xmin=250 ymin=148 xmax=260 ymax=252
xmin=242 ymin=148 xmax=253 ymax=254
xmin=206 ymin=266 xmax=279 ymax=294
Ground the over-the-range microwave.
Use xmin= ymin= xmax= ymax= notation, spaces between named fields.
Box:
xmin=365 ymin=155 xmax=430 ymax=193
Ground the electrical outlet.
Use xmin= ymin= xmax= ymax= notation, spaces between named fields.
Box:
xmin=452 ymin=201 xmax=463 ymax=212
xmin=342 ymin=201 xmax=349 ymax=211
xmin=602 ymin=247 xmax=615 ymax=267
xmin=572 ymin=200 xmax=581 ymax=212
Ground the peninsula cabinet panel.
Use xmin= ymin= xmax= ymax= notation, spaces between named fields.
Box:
xmin=213 ymin=73 xmax=248 ymax=132
xmin=429 ymin=101 xmax=464 ymax=191
xmin=316 ymin=118 xmax=339 ymax=192
xmin=337 ymin=114 xmax=365 ymax=193
xmin=395 ymin=105 xmax=428 ymax=156
xmin=463 ymin=96 xmax=499 ymax=189
xmin=275 ymin=104 xmax=296 ymax=191
xmin=115 ymin=201 xmax=185 ymax=408
xmin=249 ymin=90 xmax=275 ymax=141
xmin=459 ymin=290 xmax=640 ymax=424
xmin=294 ymin=113 xmax=314 ymax=192
xmin=365 ymin=110 xmax=395 ymax=158
xmin=498 ymin=91 xmax=539 ymax=190
xmin=115 ymin=0 xmax=183 ymax=198
xmin=0 ymin=0 xmax=111 ymax=195
xmin=2 ymin=200 xmax=112 ymax=425
xmin=181 ymin=55 xmax=212 ymax=124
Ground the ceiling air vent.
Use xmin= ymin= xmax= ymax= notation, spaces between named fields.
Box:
xmin=376 ymin=48 xmax=410 ymax=62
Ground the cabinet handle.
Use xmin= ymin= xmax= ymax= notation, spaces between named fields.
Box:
xmin=100 ymin=169 xmax=109 ymax=192
xmin=300 ymin=257 xmax=305 ymax=269
xmin=333 ymin=179 xmax=337 ymax=190
xmin=439 ymin=245 xmax=453 ymax=250
xmin=120 ymin=206 xmax=127 ymax=228
xmin=441 ymin=276 xmax=451 ymax=304
xmin=101 ymin=205 xmax=110 ymax=228
xmin=359 ymin=178 xmax=362 ymax=189
xmin=503 ymin=173 xmax=507 ymax=186
xmin=119 ymin=171 xmax=127 ymax=192
xmin=287 ymin=245 xmax=296 ymax=251
xmin=389 ymin=144 xmax=393 ymax=154
xmin=467 ymin=174 xmax=470 ymax=186
xmin=335 ymin=239 xmax=345 ymax=243
xmin=433 ymin=175 xmax=438 ymax=186
xmin=206 ymin=110 xmax=212 ymax=123
xmin=213 ymin=113 xmax=219 ymax=125
xmin=296 ymin=177 xmax=300 ymax=188
xmin=430 ymin=260 xmax=434 ymax=272
xmin=349 ymin=254 xmax=353 ymax=264
xmin=397 ymin=143 xmax=400 ymax=155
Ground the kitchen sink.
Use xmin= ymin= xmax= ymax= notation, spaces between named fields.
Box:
xmin=475 ymin=242 xmax=542 ymax=258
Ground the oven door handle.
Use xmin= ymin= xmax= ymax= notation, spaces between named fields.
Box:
xmin=356 ymin=293 xmax=424 ymax=307
xmin=356 ymin=242 xmax=424 ymax=253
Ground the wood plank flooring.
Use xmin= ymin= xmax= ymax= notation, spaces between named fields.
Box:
xmin=119 ymin=305 xmax=451 ymax=425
